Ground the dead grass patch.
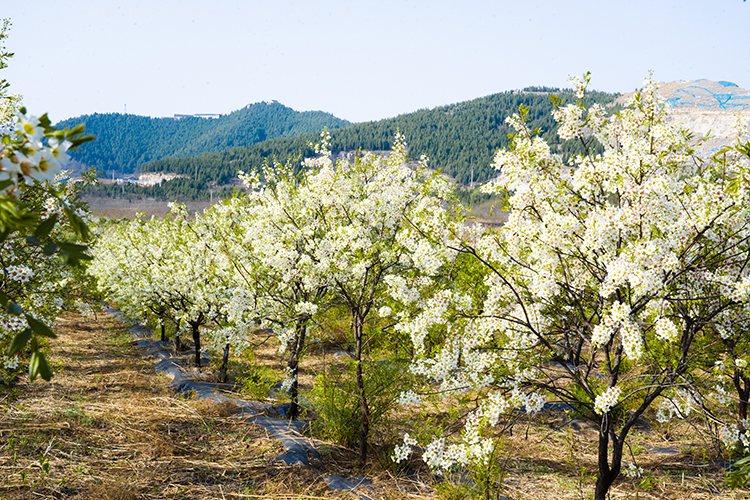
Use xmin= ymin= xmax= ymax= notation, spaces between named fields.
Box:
xmin=0 ymin=312 xmax=746 ymax=499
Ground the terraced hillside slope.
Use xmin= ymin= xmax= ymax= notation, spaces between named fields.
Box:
xmin=616 ymin=79 xmax=750 ymax=155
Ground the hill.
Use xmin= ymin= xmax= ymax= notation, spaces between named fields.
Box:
xmin=131 ymin=88 xmax=618 ymax=192
xmin=55 ymin=102 xmax=351 ymax=175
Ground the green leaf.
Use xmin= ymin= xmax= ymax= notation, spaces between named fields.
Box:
xmin=38 ymin=113 xmax=51 ymax=129
xmin=25 ymin=234 xmax=41 ymax=246
xmin=57 ymin=241 xmax=88 ymax=252
xmin=42 ymin=242 xmax=57 ymax=255
xmin=63 ymin=206 xmax=91 ymax=241
xmin=28 ymin=350 xmax=40 ymax=381
xmin=713 ymin=146 xmax=732 ymax=157
xmin=59 ymin=250 xmax=70 ymax=265
xmin=34 ymin=215 xmax=58 ymax=239
xmin=26 ymin=315 xmax=57 ymax=339
xmin=0 ymin=179 xmax=12 ymax=192
xmin=70 ymin=134 xmax=95 ymax=149
xmin=59 ymin=250 xmax=91 ymax=266
xmin=37 ymin=353 xmax=53 ymax=381
xmin=0 ymin=290 xmax=7 ymax=307
xmin=7 ymin=302 xmax=23 ymax=316
xmin=7 ymin=328 xmax=31 ymax=356
xmin=57 ymin=240 xmax=92 ymax=266
xmin=66 ymin=124 xmax=86 ymax=136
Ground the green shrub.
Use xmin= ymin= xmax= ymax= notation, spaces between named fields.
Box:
xmin=234 ymin=351 xmax=278 ymax=402
xmin=310 ymin=357 xmax=411 ymax=451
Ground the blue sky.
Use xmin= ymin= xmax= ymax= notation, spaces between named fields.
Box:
xmin=3 ymin=1 xmax=749 ymax=124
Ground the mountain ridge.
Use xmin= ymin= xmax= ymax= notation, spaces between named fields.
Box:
xmin=135 ymin=87 xmax=619 ymax=192
xmin=82 ymin=80 xmax=750 ymax=202
xmin=55 ymin=102 xmax=351 ymax=175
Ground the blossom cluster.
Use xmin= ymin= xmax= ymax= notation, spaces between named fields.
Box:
xmin=623 ymin=463 xmax=644 ymax=479
xmin=391 ymin=432 xmax=419 ymax=463
xmin=719 ymin=421 xmax=750 ymax=452
xmin=654 ymin=389 xmax=695 ymax=423
xmin=5 ymin=265 xmax=33 ymax=283
xmin=594 ymin=386 xmax=622 ymax=415
xmin=396 ymin=390 xmax=422 ymax=405
xmin=0 ymin=113 xmax=73 ymax=196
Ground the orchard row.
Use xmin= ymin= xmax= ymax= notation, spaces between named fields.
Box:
xmin=6 ymin=74 xmax=750 ymax=500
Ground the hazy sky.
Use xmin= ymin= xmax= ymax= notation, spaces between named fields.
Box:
xmin=3 ymin=1 xmax=749 ymax=124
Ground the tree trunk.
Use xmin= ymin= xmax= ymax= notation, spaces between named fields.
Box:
xmin=739 ymin=386 xmax=748 ymax=422
xmin=174 ymin=319 xmax=184 ymax=352
xmin=594 ymin=414 xmax=623 ymax=500
xmin=192 ymin=322 xmax=201 ymax=368
xmin=354 ymin=314 xmax=370 ymax=464
xmin=734 ymin=370 xmax=749 ymax=422
xmin=219 ymin=342 xmax=230 ymax=383
xmin=286 ymin=320 xmax=307 ymax=420
xmin=160 ymin=323 xmax=166 ymax=342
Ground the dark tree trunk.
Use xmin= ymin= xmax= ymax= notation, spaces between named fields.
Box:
xmin=735 ymin=371 xmax=750 ymax=422
xmin=192 ymin=322 xmax=201 ymax=368
xmin=174 ymin=319 xmax=184 ymax=352
xmin=286 ymin=320 xmax=307 ymax=420
xmin=219 ymin=342 xmax=230 ymax=383
xmin=594 ymin=414 xmax=623 ymax=500
xmin=160 ymin=323 xmax=166 ymax=342
xmin=354 ymin=314 xmax=370 ymax=464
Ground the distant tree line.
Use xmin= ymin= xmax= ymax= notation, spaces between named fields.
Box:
xmin=85 ymin=178 xmax=236 ymax=201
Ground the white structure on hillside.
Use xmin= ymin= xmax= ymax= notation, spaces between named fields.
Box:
xmin=173 ymin=113 xmax=221 ymax=119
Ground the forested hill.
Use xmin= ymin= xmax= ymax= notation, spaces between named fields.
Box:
xmin=55 ymin=102 xmax=351 ymax=174
xmin=141 ymin=88 xmax=618 ymax=187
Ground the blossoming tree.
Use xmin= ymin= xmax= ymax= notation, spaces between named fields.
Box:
xmin=280 ymin=132 xmax=461 ymax=462
xmin=91 ymin=204 xmax=232 ymax=369
xmin=392 ymin=74 xmax=750 ymax=500
xmin=199 ymin=161 xmax=334 ymax=418
xmin=208 ymin=131 xmax=462 ymax=457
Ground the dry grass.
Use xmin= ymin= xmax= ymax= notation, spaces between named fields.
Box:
xmin=492 ymin=416 xmax=739 ymax=500
xmin=0 ymin=313 xmax=362 ymax=499
xmin=0 ymin=312 xmax=746 ymax=499
xmin=240 ymin=326 xmax=749 ymax=500
xmin=463 ymin=199 xmax=508 ymax=228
